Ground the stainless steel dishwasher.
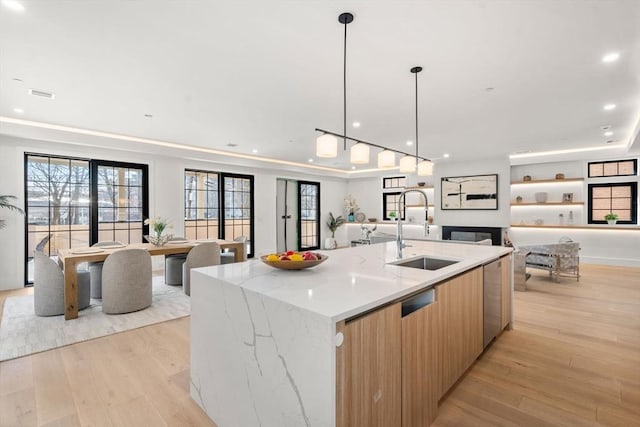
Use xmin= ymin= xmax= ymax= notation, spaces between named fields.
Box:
xmin=483 ymin=258 xmax=503 ymax=348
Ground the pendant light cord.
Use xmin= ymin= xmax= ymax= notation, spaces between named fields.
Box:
xmin=343 ymin=19 xmax=348 ymax=151
xmin=415 ymin=70 xmax=418 ymax=163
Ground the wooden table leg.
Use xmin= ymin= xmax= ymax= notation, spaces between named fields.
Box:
xmin=64 ymin=259 xmax=79 ymax=320
xmin=234 ymin=243 xmax=245 ymax=262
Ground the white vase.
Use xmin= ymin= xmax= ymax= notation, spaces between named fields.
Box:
xmin=324 ymin=237 xmax=337 ymax=250
xmin=607 ymin=220 xmax=617 ymax=225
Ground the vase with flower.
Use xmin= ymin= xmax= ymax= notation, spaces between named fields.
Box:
xmin=344 ymin=194 xmax=359 ymax=222
xmin=144 ymin=216 xmax=173 ymax=246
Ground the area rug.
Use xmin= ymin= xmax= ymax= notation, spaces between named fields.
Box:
xmin=0 ymin=278 xmax=190 ymax=361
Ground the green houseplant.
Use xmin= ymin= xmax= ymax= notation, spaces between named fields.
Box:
xmin=604 ymin=212 xmax=618 ymax=225
xmin=0 ymin=195 xmax=24 ymax=230
xmin=325 ymin=212 xmax=346 ymax=249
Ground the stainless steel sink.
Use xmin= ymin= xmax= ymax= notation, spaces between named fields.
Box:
xmin=392 ymin=256 xmax=459 ymax=271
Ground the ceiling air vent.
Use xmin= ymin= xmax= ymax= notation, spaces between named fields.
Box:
xmin=28 ymin=88 xmax=55 ymax=99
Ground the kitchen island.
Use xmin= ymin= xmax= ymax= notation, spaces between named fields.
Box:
xmin=190 ymin=240 xmax=513 ymax=427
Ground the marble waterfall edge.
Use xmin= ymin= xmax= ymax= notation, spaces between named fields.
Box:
xmin=190 ymin=269 xmax=335 ymax=427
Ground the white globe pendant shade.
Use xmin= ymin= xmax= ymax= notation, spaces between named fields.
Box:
xmin=377 ymin=150 xmax=395 ymax=168
xmin=350 ymin=143 xmax=370 ymax=164
xmin=399 ymin=155 xmax=416 ymax=173
xmin=417 ymin=160 xmax=434 ymax=176
xmin=316 ymin=134 xmax=338 ymax=158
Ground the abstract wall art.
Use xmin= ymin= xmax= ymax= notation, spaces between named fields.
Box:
xmin=441 ymin=174 xmax=498 ymax=210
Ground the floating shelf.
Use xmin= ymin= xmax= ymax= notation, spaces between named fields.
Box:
xmin=510 ymin=224 xmax=640 ymax=231
xmin=403 ymin=185 xmax=434 ymax=190
xmin=510 ymin=202 xmax=584 ymax=206
xmin=511 ymin=178 xmax=584 ymax=185
xmin=405 ymin=204 xmax=435 ymax=208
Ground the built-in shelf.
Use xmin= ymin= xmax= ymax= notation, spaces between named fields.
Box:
xmin=403 ymin=185 xmax=434 ymax=190
xmin=511 ymin=202 xmax=584 ymax=206
xmin=511 ymin=178 xmax=584 ymax=185
xmin=510 ymin=224 xmax=640 ymax=231
xmin=405 ymin=204 xmax=435 ymax=208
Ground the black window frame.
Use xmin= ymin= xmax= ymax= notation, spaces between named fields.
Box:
xmin=382 ymin=176 xmax=407 ymax=189
xmin=588 ymin=181 xmax=637 ymax=224
xmin=588 ymin=159 xmax=637 ymax=178
xmin=297 ymin=181 xmax=321 ymax=250
xmin=383 ymin=192 xmax=406 ymax=221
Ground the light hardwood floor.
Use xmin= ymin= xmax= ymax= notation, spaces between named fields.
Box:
xmin=1 ymin=264 xmax=639 ymax=426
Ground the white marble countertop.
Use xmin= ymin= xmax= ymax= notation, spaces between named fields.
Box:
xmin=196 ymin=240 xmax=512 ymax=322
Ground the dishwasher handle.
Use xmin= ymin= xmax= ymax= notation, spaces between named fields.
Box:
xmin=401 ymin=288 xmax=435 ymax=317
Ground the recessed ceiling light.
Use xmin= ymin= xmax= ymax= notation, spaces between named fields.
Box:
xmin=13 ymin=108 xmax=24 ymax=114
xmin=443 ymin=153 xmax=450 ymax=158
xmin=12 ymin=78 xmax=23 ymax=83
xmin=485 ymin=87 xmax=495 ymax=92
xmin=29 ymin=88 xmax=55 ymax=99
xmin=351 ymin=166 xmax=356 ymax=170
xmin=226 ymin=143 xmax=237 ymax=147
xmin=606 ymin=140 xmax=615 ymax=144
xmin=2 ymin=0 xmax=25 ymax=12
xmin=603 ymin=104 xmax=616 ymax=111
xmin=252 ymin=149 xmax=258 ymax=154
xmin=406 ymin=140 xmax=413 ymax=146
xmin=352 ymin=122 xmax=360 ymax=128
xmin=602 ymin=52 xmax=620 ymax=63
xmin=603 ymin=131 xmax=613 ymax=137
xmin=144 ymin=114 xmax=153 ymax=118
xmin=308 ymin=158 xmax=314 ymax=163
xmin=600 ymin=125 xmax=611 ymax=130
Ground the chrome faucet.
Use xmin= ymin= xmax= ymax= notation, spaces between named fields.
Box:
xmin=396 ymin=189 xmax=429 ymax=258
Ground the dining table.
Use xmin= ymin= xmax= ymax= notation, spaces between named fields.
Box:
xmin=57 ymin=239 xmax=245 ymax=320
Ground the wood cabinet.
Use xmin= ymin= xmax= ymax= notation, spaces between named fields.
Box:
xmin=402 ymin=296 xmax=438 ymax=427
xmin=336 ymin=303 xmax=402 ymax=427
xmin=501 ymin=254 xmax=512 ymax=329
xmin=436 ymin=267 xmax=483 ymax=398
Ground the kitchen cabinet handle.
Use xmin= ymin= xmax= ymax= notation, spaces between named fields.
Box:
xmin=401 ymin=288 xmax=435 ymax=317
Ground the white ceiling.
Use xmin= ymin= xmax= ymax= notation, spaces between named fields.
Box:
xmin=1 ymin=0 xmax=639 ymax=173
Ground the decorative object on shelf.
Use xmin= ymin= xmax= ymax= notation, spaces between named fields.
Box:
xmin=344 ymin=194 xmax=359 ymax=221
xmin=605 ymin=212 xmax=618 ymax=225
xmin=143 ymin=216 xmax=173 ymax=246
xmin=534 ymin=218 xmax=544 ymax=225
xmin=388 ymin=211 xmax=397 ymax=221
xmin=515 ymin=196 xmax=523 ymax=203
xmin=355 ymin=212 xmax=366 ymax=223
xmin=441 ymin=174 xmax=498 ymax=210
xmin=562 ymin=192 xmax=573 ymax=202
xmin=314 ymin=13 xmax=434 ymax=174
xmin=0 ymin=194 xmax=24 ymax=230
xmin=325 ymin=212 xmax=346 ymax=249
xmin=360 ymin=223 xmax=377 ymax=240
xmin=534 ymin=192 xmax=548 ymax=203
xmin=368 ymin=217 xmax=377 ymax=222
xmin=559 ymin=213 xmax=565 ymax=225
xmin=555 ymin=173 xmax=565 ymax=180
xmin=568 ymin=210 xmax=574 ymax=225
xmin=427 ymin=215 xmax=434 ymax=224
xmin=523 ymin=175 xmax=532 ymax=181
xmin=417 ymin=182 xmax=426 ymax=187
xmin=261 ymin=252 xmax=328 ymax=270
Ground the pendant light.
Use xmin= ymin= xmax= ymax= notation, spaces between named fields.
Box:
xmin=350 ymin=142 xmax=370 ymax=164
xmin=399 ymin=155 xmax=416 ymax=173
xmin=411 ymin=66 xmax=433 ymax=177
xmin=316 ymin=133 xmax=338 ymax=157
xmin=377 ymin=150 xmax=395 ymax=168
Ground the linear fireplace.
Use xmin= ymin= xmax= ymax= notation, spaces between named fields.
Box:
xmin=442 ymin=226 xmax=503 ymax=246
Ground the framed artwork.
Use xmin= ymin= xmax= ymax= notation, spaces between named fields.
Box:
xmin=441 ymin=174 xmax=498 ymax=210
xmin=563 ymin=193 xmax=574 ymax=202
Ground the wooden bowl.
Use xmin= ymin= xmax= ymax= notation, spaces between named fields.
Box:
xmin=368 ymin=218 xmax=377 ymax=222
xmin=260 ymin=253 xmax=328 ymax=270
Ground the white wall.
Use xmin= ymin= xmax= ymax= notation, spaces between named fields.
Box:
xmin=0 ymin=135 xmax=347 ymax=290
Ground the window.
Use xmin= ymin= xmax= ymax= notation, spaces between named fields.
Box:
xmin=184 ymin=169 xmax=254 ymax=257
xmin=383 ymin=176 xmax=406 ymax=189
xmin=92 ymin=160 xmax=148 ymax=244
xmin=383 ymin=192 xmax=405 ymax=221
xmin=588 ymin=159 xmax=637 ymax=178
xmin=298 ymin=181 xmax=320 ymax=250
xmin=24 ymin=154 xmax=149 ymax=284
xmin=588 ymin=182 xmax=637 ymax=224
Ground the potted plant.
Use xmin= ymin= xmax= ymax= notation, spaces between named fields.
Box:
xmin=388 ymin=210 xmax=397 ymax=221
xmin=0 ymin=195 xmax=24 ymax=230
xmin=604 ymin=212 xmax=618 ymax=225
xmin=325 ymin=212 xmax=346 ymax=249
